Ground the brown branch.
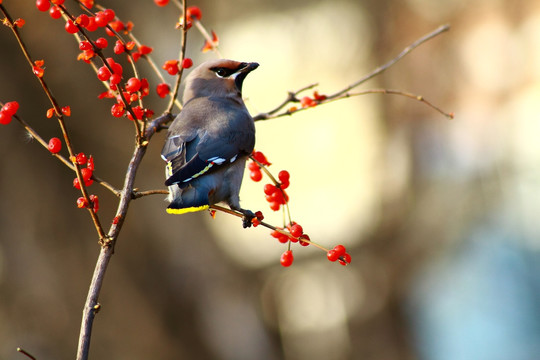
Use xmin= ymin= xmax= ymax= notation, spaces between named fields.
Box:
xmin=210 ymin=205 xmax=329 ymax=252
xmin=253 ymin=24 xmax=451 ymax=121
xmin=252 ymin=83 xmax=318 ymax=121
xmin=329 ymin=24 xmax=450 ymax=98
xmin=16 ymin=348 xmax=36 ymax=360
xmin=324 ymin=88 xmax=454 ymax=119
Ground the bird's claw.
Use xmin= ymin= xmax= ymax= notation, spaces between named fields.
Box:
xmin=241 ymin=210 xmax=256 ymax=228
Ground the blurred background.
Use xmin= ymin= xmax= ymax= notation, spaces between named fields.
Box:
xmin=1 ymin=0 xmax=540 ymax=359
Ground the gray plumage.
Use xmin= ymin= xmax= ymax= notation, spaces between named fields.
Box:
xmin=161 ymin=59 xmax=259 ymax=227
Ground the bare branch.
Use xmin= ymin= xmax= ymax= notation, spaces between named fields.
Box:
xmin=253 ymin=24 xmax=451 ymax=122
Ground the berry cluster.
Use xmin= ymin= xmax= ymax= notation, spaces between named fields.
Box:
xmin=288 ymin=91 xmax=328 ymax=113
xmin=0 ymin=101 xmax=19 ymax=125
xmin=72 ymin=152 xmax=95 ymax=190
xmin=77 ymin=194 xmax=99 ymax=213
xmin=247 ymin=150 xmax=351 ymax=267
xmin=326 ymin=244 xmax=352 ymax=266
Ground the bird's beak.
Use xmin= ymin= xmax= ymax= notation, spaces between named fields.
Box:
xmin=239 ymin=62 xmax=259 ymax=74
xmin=233 ymin=62 xmax=259 ymax=92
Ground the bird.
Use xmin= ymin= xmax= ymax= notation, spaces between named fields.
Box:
xmin=161 ymin=59 xmax=259 ymax=228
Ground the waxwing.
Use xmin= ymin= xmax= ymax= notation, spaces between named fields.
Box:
xmin=161 ymin=59 xmax=259 ymax=227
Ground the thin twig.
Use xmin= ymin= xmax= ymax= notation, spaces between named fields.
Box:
xmin=252 ymin=83 xmax=318 ymax=121
xmin=326 ymin=88 xmax=454 ymax=119
xmin=253 ymin=24 xmax=451 ymax=122
xmin=210 ymin=205 xmax=329 ymax=252
xmin=17 ymin=348 xmax=36 ymax=360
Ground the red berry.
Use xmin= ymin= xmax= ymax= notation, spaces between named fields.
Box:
xmin=89 ymin=194 xmax=99 ymax=212
xmin=80 ymin=0 xmax=94 ymax=8
xmin=338 ymin=256 xmax=351 ymax=266
xmin=0 ymin=112 xmax=12 ymax=125
xmin=156 ymin=83 xmax=170 ymax=98
xmin=300 ymin=96 xmax=316 ymax=108
xmin=278 ymin=234 xmax=289 ymax=243
xmin=87 ymin=155 xmax=94 ymax=171
xmin=61 ymin=106 xmax=71 ymax=116
xmin=113 ymin=40 xmax=125 ymax=54
xmin=248 ymin=161 xmax=260 ymax=171
xmin=76 ymin=197 xmax=88 ymax=208
xmin=313 ymin=91 xmax=327 ymax=101
xmin=105 ymin=20 xmax=123 ymax=36
xmin=76 ymin=14 xmax=89 ymax=27
xmin=81 ymin=168 xmax=93 ymax=182
xmin=252 ymin=151 xmax=271 ymax=166
xmin=162 ymin=60 xmax=179 ymax=75
xmin=250 ymin=169 xmax=262 ymax=182
xmin=269 ymin=201 xmax=281 ymax=211
xmin=97 ymin=66 xmax=111 ymax=81
xmin=299 ymin=234 xmax=310 ymax=247
xmin=139 ymin=45 xmax=153 ymax=55
xmin=125 ymin=77 xmax=141 ymax=93
xmin=48 ymin=137 xmax=62 ymax=154
xmin=49 ymin=6 xmax=61 ymax=19
xmin=94 ymin=11 xmax=108 ymax=27
xmin=94 ymin=37 xmax=108 ymax=49
xmin=36 ymin=0 xmax=50 ymax=12
xmin=85 ymin=16 xmax=98 ymax=31
xmin=327 ymin=250 xmax=339 ymax=262
xmin=264 ymin=184 xmax=277 ymax=195
xmin=280 ymin=250 xmax=294 ymax=267
xmin=65 ymin=19 xmax=79 ymax=34
xmin=182 ymin=58 xmax=193 ymax=69
xmin=126 ymin=106 xmax=145 ymax=121
xmin=333 ymin=244 xmax=346 ymax=257
xmin=75 ymin=152 xmax=87 ymax=165
xmin=278 ymin=170 xmax=290 ymax=183
xmin=186 ymin=6 xmax=202 ymax=21
xmin=13 ymin=18 xmax=25 ymax=28
xmin=154 ymin=0 xmax=169 ymax=6
xmin=290 ymin=224 xmax=303 ymax=238
xmin=51 ymin=0 xmax=64 ymax=4
xmin=73 ymin=178 xmax=81 ymax=189
xmin=111 ymin=102 xmax=125 ymax=117
xmin=79 ymin=40 xmax=92 ymax=51
xmin=103 ymin=9 xmax=115 ymax=22
xmin=111 ymin=63 xmax=123 ymax=76
xmin=2 ymin=101 xmax=19 ymax=116
xmin=140 ymin=78 xmax=150 ymax=97
xmin=109 ymin=73 xmax=121 ymax=85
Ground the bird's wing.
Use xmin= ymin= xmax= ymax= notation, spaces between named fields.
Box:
xmin=162 ymin=102 xmax=255 ymax=187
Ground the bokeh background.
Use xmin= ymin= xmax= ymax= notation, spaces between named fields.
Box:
xmin=1 ymin=0 xmax=540 ymax=359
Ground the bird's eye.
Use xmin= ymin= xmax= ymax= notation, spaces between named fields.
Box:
xmin=215 ymin=68 xmax=227 ymax=78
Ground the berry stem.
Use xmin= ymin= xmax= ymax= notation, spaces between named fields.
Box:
xmin=209 ymin=205 xmax=330 ymax=252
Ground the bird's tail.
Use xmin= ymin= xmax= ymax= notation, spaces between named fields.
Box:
xmin=166 ymin=187 xmax=210 ymax=215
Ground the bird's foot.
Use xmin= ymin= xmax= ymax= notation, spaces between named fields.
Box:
xmin=241 ymin=209 xmax=256 ymax=228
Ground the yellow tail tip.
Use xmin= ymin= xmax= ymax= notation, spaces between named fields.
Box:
xmin=166 ymin=205 xmax=209 ymax=215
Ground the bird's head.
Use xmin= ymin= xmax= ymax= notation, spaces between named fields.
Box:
xmin=182 ymin=59 xmax=259 ymax=102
